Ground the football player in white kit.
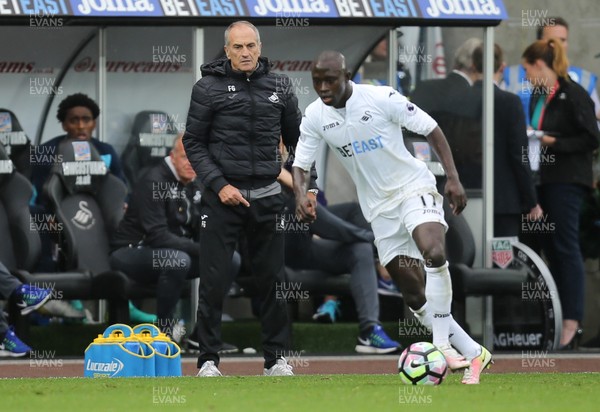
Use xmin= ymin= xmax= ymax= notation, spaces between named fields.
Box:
xmin=292 ymin=51 xmax=492 ymax=384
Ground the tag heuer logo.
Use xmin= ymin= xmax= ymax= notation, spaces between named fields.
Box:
xmin=491 ymin=239 xmax=513 ymax=269
xmin=268 ymin=92 xmax=280 ymax=103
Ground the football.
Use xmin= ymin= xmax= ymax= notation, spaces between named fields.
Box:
xmin=398 ymin=342 xmax=448 ymax=385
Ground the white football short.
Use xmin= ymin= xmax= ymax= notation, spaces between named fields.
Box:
xmin=371 ymin=191 xmax=448 ymax=266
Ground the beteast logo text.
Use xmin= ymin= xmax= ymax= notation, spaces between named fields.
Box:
xmin=335 ymin=136 xmax=384 ymax=158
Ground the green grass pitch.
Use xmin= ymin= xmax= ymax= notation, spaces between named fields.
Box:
xmin=2 ymin=373 xmax=598 ymax=412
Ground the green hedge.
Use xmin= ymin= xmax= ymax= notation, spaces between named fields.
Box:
xmin=26 ymin=320 xmax=416 ymax=357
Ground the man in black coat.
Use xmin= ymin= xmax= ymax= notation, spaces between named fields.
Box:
xmin=471 ymin=43 xmax=542 ymax=236
xmin=411 ymin=38 xmax=483 ymax=190
xmin=183 ymin=21 xmax=310 ymax=377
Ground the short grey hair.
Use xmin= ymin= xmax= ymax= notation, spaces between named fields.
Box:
xmin=453 ymin=38 xmax=482 ymax=71
xmin=224 ymin=21 xmax=261 ymax=46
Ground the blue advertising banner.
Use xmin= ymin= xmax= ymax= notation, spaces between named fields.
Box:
xmin=70 ymin=0 xmax=164 ymax=16
xmin=0 ymin=0 xmax=508 ymax=20
xmin=192 ymin=0 xmax=246 ymax=16
xmin=247 ymin=0 xmax=338 ymax=18
xmin=18 ymin=0 xmax=71 ymax=15
xmin=332 ymin=0 xmax=419 ymax=18
xmin=417 ymin=0 xmax=507 ymax=20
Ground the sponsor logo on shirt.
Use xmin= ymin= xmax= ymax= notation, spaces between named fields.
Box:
xmin=322 ymin=121 xmax=340 ymax=131
xmin=335 ymin=136 xmax=384 ymax=158
xmin=359 ymin=111 xmax=372 ymax=123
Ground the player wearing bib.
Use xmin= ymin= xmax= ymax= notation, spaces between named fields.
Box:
xmin=292 ymin=51 xmax=492 ymax=384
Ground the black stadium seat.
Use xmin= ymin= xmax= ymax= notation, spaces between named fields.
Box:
xmin=0 ymin=144 xmax=129 ymax=336
xmin=41 ymin=139 xmax=131 ymax=319
xmin=121 ymin=111 xmax=179 ymax=190
xmin=44 ymin=138 xmax=201 ymax=322
xmin=285 ymin=269 xmax=352 ymax=297
xmin=0 ymin=108 xmax=32 ymax=179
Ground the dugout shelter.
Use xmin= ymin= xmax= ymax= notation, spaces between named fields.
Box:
xmin=0 ymin=0 xmax=562 ymax=350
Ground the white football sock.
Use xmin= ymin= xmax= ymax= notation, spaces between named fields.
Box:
xmin=424 ymin=262 xmax=452 ymax=347
xmin=411 ymin=303 xmax=481 ymax=360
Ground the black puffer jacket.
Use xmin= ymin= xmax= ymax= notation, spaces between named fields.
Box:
xmin=183 ymin=57 xmax=301 ymax=193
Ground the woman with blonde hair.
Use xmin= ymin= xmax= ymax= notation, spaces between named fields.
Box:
xmin=521 ymin=38 xmax=600 ymax=349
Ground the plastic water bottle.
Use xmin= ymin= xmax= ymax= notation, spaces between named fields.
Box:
xmin=152 ymin=341 xmax=170 ymax=356
xmin=123 ymin=341 xmax=140 ymax=355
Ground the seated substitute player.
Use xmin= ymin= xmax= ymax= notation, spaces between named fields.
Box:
xmin=110 ymin=135 xmax=241 ymax=341
xmin=292 ymin=51 xmax=492 ymax=384
xmin=31 ymin=93 xmax=127 ymax=203
xmin=29 ymin=92 xmax=154 ymax=322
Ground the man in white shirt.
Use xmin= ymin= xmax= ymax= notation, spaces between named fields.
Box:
xmin=292 ymin=50 xmax=491 ymax=384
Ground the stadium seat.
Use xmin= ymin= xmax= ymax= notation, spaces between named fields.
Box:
xmin=121 ymin=111 xmax=179 ymax=190
xmin=285 ymin=269 xmax=352 ymax=297
xmin=446 ymin=208 xmax=529 ymax=297
xmin=0 ymin=144 xmax=129 ymax=337
xmin=43 ymin=139 xmax=193 ymax=322
xmin=0 ymin=108 xmax=32 ymax=179
xmin=41 ymin=139 xmax=132 ymax=321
